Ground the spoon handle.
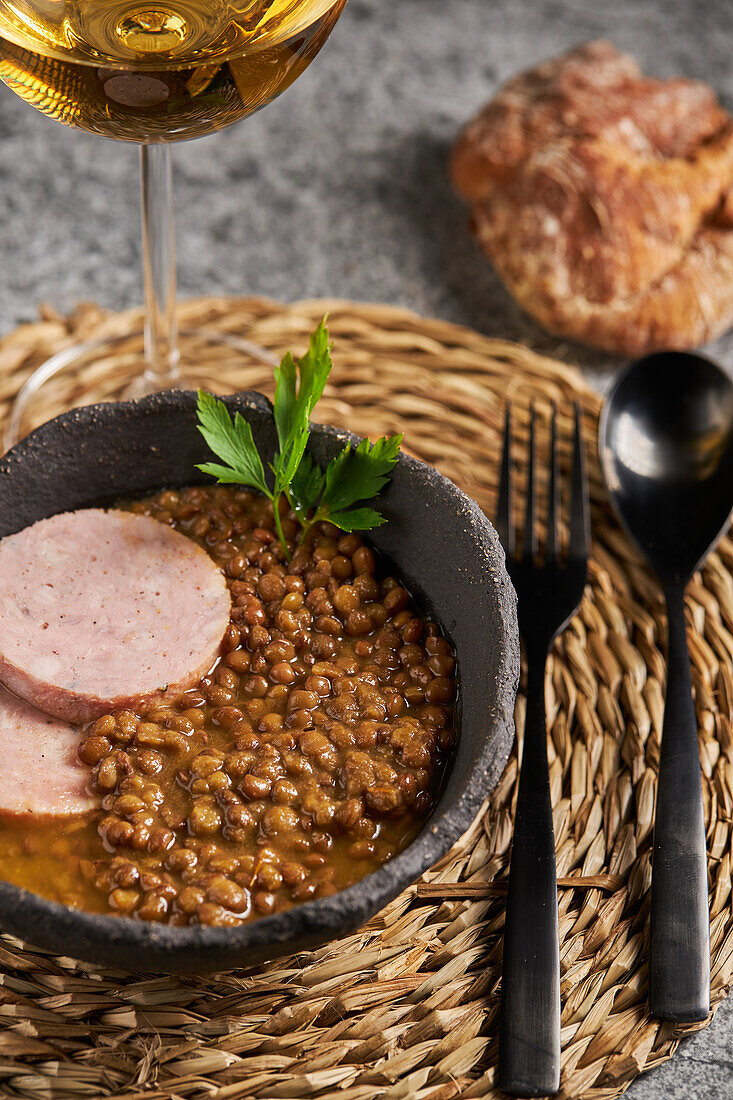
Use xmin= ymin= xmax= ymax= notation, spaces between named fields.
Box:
xmin=650 ymin=585 xmax=710 ymax=1022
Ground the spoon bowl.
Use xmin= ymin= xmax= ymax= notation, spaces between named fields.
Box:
xmin=599 ymin=351 xmax=733 ymax=585
xmin=599 ymin=349 xmax=733 ymax=1024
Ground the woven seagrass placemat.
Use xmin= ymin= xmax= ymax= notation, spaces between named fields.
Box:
xmin=0 ymin=296 xmax=732 ymax=1100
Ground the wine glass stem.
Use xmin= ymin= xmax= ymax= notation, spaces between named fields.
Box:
xmin=140 ymin=143 xmax=180 ymax=386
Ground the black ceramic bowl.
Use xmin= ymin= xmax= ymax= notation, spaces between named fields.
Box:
xmin=0 ymin=391 xmax=518 ymax=973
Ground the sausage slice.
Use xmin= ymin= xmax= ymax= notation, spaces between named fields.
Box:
xmin=0 ymin=509 xmax=231 ymax=724
xmin=0 ymin=686 xmax=95 ymax=817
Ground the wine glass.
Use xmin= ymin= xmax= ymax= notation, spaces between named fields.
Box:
xmin=0 ymin=0 xmax=346 ymax=446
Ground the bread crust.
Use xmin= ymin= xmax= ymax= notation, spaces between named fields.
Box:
xmin=451 ymin=41 xmax=733 ymax=355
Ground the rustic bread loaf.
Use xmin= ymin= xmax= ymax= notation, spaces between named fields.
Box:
xmin=451 ymin=41 xmax=733 ymax=355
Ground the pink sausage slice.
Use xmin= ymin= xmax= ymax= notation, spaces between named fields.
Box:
xmin=0 ymin=509 xmax=231 ymax=724
xmin=0 ymin=685 xmax=95 ymax=817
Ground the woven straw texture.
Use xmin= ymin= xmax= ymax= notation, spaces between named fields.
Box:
xmin=0 ymin=296 xmax=732 ymax=1100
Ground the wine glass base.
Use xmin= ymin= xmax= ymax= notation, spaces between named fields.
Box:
xmin=4 ymin=328 xmax=279 ymax=451
xmin=121 ymin=366 xmax=183 ymax=401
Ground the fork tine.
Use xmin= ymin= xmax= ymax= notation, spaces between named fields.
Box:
xmin=546 ymin=401 xmax=560 ymax=563
xmin=569 ymin=401 xmax=590 ymax=561
xmin=524 ymin=402 xmax=538 ymax=561
xmin=496 ymin=402 xmax=514 ymax=555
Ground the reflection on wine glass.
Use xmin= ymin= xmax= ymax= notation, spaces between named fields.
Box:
xmin=0 ymin=0 xmax=347 ymax=446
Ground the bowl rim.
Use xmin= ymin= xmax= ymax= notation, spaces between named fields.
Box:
xmin=0 ymin=391 xmax=519 ymax=967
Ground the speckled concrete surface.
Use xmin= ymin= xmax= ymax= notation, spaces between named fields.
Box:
xmin=1 ymin=0 xmax=733 ymax=1093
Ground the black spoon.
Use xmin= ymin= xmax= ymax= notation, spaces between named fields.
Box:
xmin=599 ymin=350 xmax=733 ymax=1022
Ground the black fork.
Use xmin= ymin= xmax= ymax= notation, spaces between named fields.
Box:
xmin=496 ymin=402 xmax=590 ymax=1098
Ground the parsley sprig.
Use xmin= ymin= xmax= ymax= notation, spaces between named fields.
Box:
xmin=196 ymin=320 xmax=402 ymax=558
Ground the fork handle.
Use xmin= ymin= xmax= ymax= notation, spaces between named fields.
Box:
xmin=499 ymin=655 xmax=560 ymax=1097
xmin=650 ymin=584 xmax=710 ymax=1021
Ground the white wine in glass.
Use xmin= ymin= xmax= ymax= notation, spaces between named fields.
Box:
xmin=0 ymin=0 xmax=347 ymax=444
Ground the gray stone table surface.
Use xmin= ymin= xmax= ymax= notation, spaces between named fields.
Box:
xmin=1 ymin=0 xmax=733 ymax=1095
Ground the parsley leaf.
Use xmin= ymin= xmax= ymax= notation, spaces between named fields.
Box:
xmin=273 ymin=321 xmax=332 ymax=494
xmin=320 ymin=434 xmax=403 ymax=515
xmin=295 ymin=433 xmax=402 ymax=540
xmin=197 ymin=461 xmax=262 ymax=485
xmin=326 ymin=506 xmax=387 ymax=532
xmin=195 ymin=321 xmax=401 ymax=556
xmin=195 ymin=390 xmax=269 ymax=496
xmin=289 ymin=452 xmax=326 ymax=520
xmin=273 ymin=351 xmax=298 ymax=454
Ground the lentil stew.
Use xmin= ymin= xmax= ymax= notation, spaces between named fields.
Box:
xmin=0 ymin=485 xmax=458 ymax=927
